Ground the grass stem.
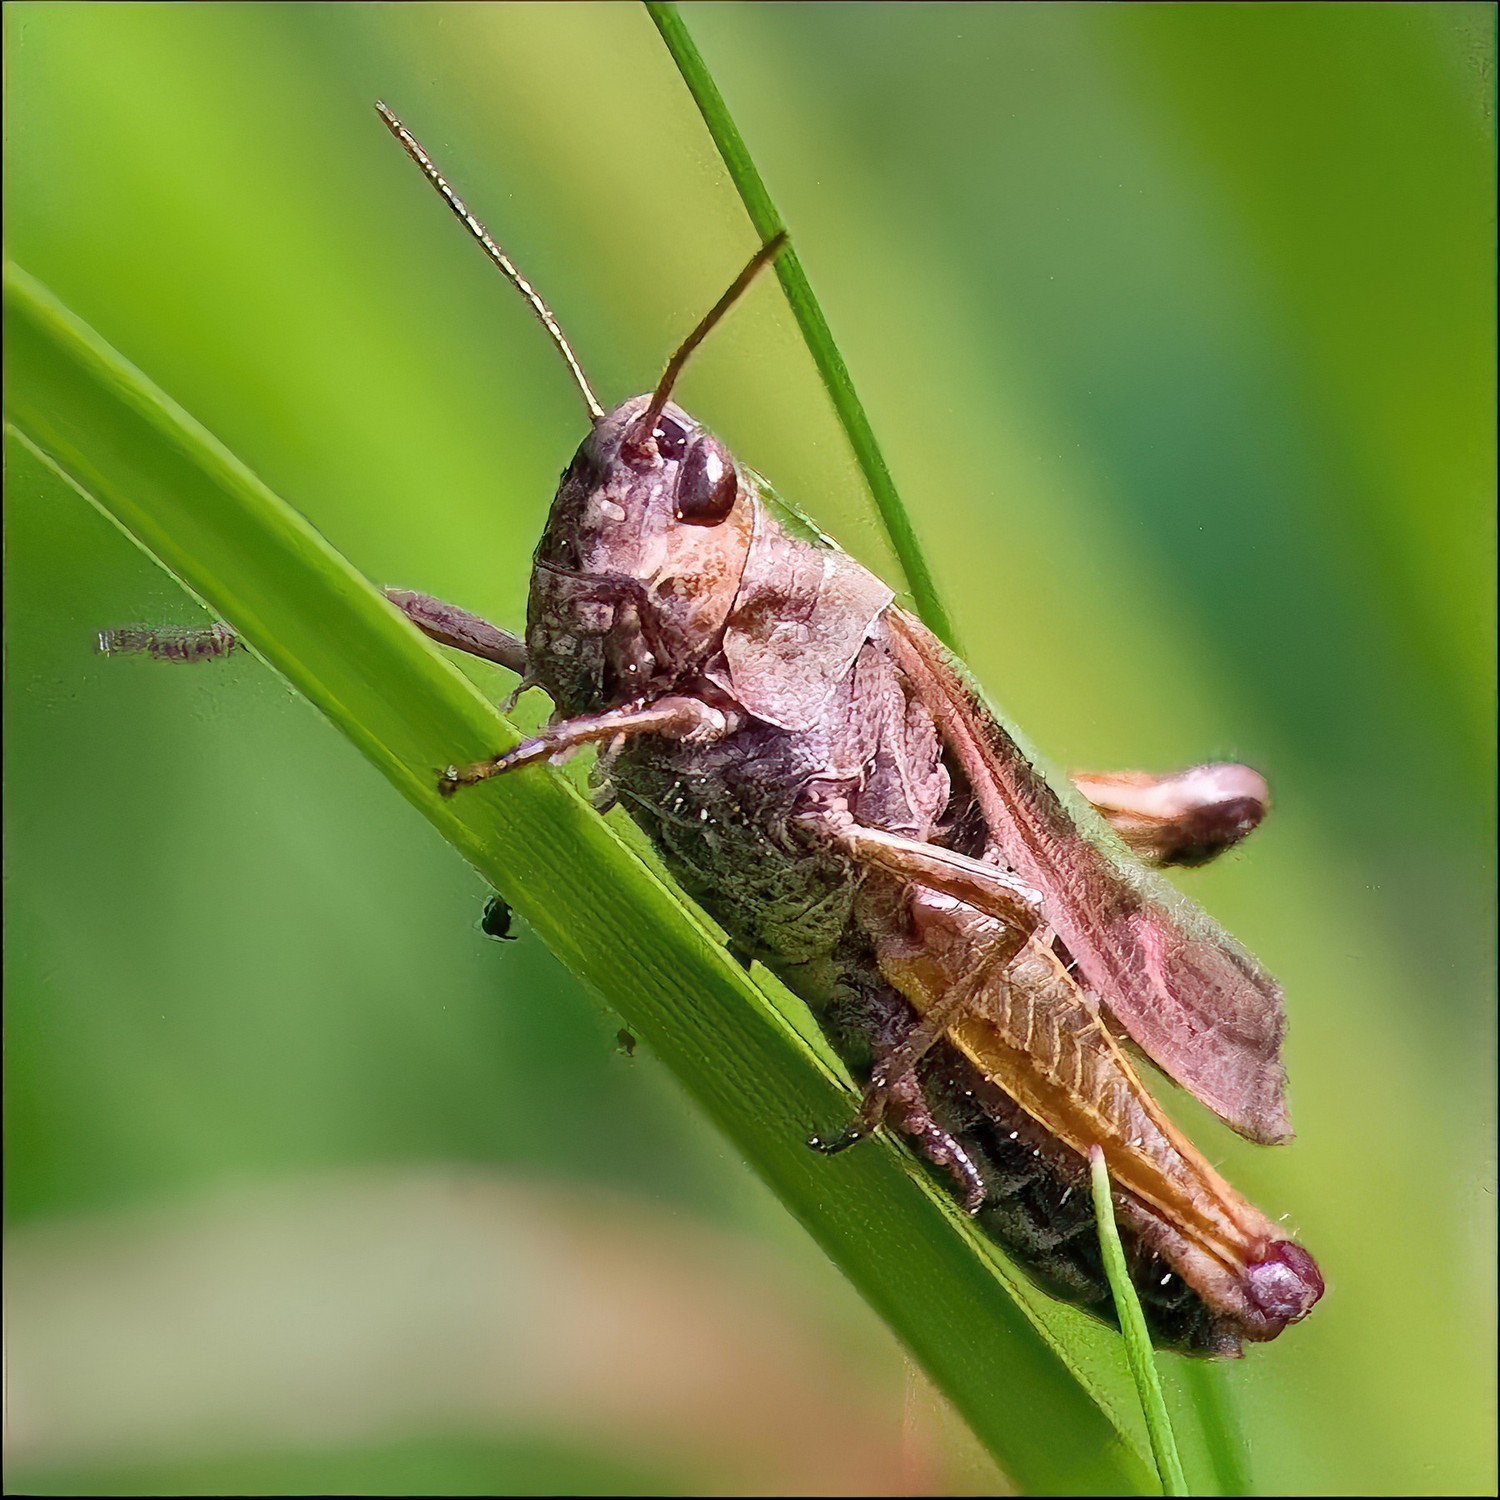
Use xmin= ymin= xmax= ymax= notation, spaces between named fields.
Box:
xmin=645 ymin=0 xmax=962 ymax=654
xmin=1090 ymin=1147 xmax=1190 ymax=1496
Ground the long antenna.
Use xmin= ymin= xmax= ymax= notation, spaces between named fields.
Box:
xmin=375 ymin=101 xmax=604 ymax=422
xmin=641 ymin=231 xmax=789 ymax=437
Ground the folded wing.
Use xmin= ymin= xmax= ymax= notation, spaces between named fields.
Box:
xmin=887 ymin=610 xmax=1291 ymax=1144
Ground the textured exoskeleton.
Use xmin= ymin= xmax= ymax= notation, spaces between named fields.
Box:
xmin=427 ymin=391 xmax=1320 ymax=1355
xmin=126 ymin=106 xmax=1320 ymax=1356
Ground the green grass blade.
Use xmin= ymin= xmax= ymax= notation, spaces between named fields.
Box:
xmin=3 ymin=258 xmax=1156 ymax=1496
xmin=644 ymin=0 xmax=962 ymax=655
xmin=1179 ymin=1360 xmax=1252 ymax=1497
xmin=1090 ymin=1148 xmax=1189 ymax=1497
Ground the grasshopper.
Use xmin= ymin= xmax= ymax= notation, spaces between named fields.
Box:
xmin=117 ymin=103 xmax=1322 ymax=1356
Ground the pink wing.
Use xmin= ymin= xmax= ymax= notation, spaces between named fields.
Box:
xmin=888 ymin=611 xmax=1291 ymax=1145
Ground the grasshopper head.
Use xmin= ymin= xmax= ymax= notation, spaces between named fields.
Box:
xmin=373 ymin=108 xmax=787 ymax=720
xmin=526 ymin=396 xmax=756 ymax=716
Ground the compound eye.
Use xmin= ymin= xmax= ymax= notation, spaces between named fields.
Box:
xmin=674 ymin=435 xmax=738 ymax=525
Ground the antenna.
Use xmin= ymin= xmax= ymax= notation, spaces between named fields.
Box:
xmin=375 ymin=101 xmax=604 ymax=422
xmin=640 ymin=231 xmax=789 ymax=438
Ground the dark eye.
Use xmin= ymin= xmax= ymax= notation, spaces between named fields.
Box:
xmin=674 ymin=435 xmax=738 ymax=525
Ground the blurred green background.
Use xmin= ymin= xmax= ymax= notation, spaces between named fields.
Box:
xmin=4 ymin=3 xmax=1494 ymax=1494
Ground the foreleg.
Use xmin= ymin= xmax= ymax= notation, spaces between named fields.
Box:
xmin=438 ymin=695 xmax=735 ymax=795
xmin=382 ymin=588 xmax=528 ymax=674
xmin=96 ymin=623 xmax=240 ymax=662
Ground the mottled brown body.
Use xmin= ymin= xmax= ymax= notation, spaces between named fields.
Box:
xmin=475 ymin=391 xmax=1320 ymax=1355
xmin=614 ymin=653 xmax=1258 ymax=1353
xmin=110 ymin=107 xmax=1320 ymax=1358
xmin=380 ymin=110 xmax=1320 ymax=1355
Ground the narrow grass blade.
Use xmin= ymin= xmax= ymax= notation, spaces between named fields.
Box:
xmin=1090 ymin=1147 xmax=1190 ymax=1497
xmin=644 ymin=0 xmax=961 ymax=655
xmin=3 ymin=259 xmax=1156 ymax=1496
xmin=1179 ymin=1359 xmax=1252 ymax=1497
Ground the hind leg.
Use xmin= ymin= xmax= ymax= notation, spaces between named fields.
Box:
xmin=1071 ymin=763 xmax=1270 ymax=867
